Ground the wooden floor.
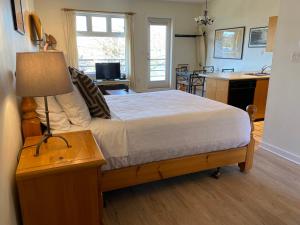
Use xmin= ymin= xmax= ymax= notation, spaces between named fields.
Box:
xmin=253 ymin=121 xmax=264 ymax=144
xmin=103 ymin=147 xmax=300 ymax=225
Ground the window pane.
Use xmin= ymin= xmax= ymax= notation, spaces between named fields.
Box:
xmin=149 ymin=25 xmax=167 ymax=81
xmin=77 ymin=36 xmax=126 ymax=74
xmin=76 ymin=16 xmax=87 ymax=31
xmin=92 ymin=17 xmax=107 ymax=32
xmin=112 ymin=18 xmax=125 ymax=33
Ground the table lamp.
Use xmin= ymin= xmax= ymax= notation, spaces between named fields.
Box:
xmin=16 ymin=51 xmax=73 ymax=156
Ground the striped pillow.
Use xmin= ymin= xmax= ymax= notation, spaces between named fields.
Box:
xmin=69 ymin=67 xmax=111 ymax=119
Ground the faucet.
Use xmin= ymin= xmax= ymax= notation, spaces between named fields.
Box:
xmin=261 ymin=65 xmax=272 ymax=74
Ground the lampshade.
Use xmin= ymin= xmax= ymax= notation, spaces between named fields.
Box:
xmin=16 ymin=51 xmax=73 ymax=97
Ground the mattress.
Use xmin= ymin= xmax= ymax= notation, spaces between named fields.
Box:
xmin=54 ymin=90 xmax=251 ymax=171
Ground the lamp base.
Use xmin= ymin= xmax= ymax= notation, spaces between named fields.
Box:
xmin=35 ymin=133 xmax=71 ymax=157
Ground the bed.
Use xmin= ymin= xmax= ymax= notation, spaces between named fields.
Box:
xmin=21 ymin=90 xmax=256 ymax=192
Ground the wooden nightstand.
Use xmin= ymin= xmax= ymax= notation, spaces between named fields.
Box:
xmin=16 ymin=130 xmax=106 ymax=225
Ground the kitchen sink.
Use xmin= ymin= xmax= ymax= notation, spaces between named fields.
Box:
xmin=245 ymin=72 xmax=270 ymax=76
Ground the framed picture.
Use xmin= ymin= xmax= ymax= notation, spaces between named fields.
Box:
xmin=214 ymin=27 xmax=245 ymax=60
xmin=11 ymin=0 xmax=25 ymax=35
xmin=248 ymin=27 xmax=268 ymax=48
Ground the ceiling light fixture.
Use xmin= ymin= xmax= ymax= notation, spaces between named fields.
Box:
xmin=194 ymin=0 xmax=214 ymax=26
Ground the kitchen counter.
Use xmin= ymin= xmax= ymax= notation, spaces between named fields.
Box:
xmin=205 ymin=73 xmax=270 ymax=119
xmin=202 ymin=72 xmax=270 ymax=80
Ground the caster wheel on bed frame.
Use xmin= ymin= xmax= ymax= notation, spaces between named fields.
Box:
xmin=211 ymin=167 xmax=221 ymax=179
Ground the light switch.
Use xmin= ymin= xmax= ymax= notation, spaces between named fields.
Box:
xmin=291 ymin=51 xmax=300 ymax=63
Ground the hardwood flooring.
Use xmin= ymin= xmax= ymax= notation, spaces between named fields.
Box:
xmin=103 ymin=148 xmax=300 ymax=225
xmin=254 ymin=121 xmax=264 ymax=144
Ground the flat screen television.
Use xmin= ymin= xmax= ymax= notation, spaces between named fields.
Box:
xmin=96 ymin=63 xmax=121 ymax=80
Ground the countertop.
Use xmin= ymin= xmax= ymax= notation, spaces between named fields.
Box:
xmin=202 ymin=72 xmax=270 ymax=80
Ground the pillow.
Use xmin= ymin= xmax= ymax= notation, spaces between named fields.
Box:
xmin=34 ymin=96 xmax=71 ymax=131
xmin=69 ymin=67 xmax=111 ymax=119
xmin=56 ymin=85 xmax=92 ymax=127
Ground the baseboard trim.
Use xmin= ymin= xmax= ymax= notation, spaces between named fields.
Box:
xmin=260 ymin=141 xmax=300 ymax=165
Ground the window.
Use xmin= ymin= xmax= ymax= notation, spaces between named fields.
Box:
xmin=76 ymin=13 xmax=126 ymax=76
xmin=91 ymin=17 xmax=107 ymax=32
xmin=111 ymin=18 xmax=125 ymax=33
xmin=149 ymin=24 xmax=167 ymax=81
xmin=76 ymin=16 xmax=87 ymax=31
xmin=148 ymin=18 xmax=171 ymax=87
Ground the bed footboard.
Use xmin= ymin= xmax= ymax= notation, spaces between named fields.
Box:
xmin=239 ymin=105 xmax=257 ymax=172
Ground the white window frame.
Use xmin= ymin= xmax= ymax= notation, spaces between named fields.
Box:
xmin=76 ymin=12 xmax=127 ymax=75
xmin=147 ymin=17 xmax=172 ymax=89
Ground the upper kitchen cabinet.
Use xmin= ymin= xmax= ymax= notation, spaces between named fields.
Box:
xmin=266 ymin=16 xmax=278 ymax=52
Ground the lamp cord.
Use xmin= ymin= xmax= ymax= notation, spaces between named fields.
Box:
xmin=17 ymin=143 xmax=40 ymax=163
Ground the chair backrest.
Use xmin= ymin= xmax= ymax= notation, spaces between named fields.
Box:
xmin=191 ymin=70 xmax=206 ymax=85
xmin=193 ymin=70 xmax=206 ymax=75
xmin=222 ymin=68 xmax=235 ymax=73
xmin=203 ymin=66 xmax=214 ymax=73
xmin=176 ymin=67 xmax=188 ymax=73
xmin=178 ymin=64 xmax=189 ymax=68
xmin=177 ymin=64 xmax=189 ymax=72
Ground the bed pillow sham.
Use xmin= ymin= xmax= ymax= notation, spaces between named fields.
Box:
xmin=34 ymin=96 xmax=71 ymax=131
xmin=69 ymin=67 xmax=111 ymax=119
xmin=56 ymin=85 xmax=92 ymax=127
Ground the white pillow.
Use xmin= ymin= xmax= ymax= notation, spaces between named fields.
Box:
xmin=56 ymin=85 xmax=91 ymax=127
xmin=35 ymin=96 xmax=71 ymax=131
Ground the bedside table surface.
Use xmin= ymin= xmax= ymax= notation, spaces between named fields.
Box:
xmin=16 ymin=130 xmax=106 ymax=180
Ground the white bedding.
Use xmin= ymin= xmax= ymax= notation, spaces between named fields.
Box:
xmin=54 ymin=90 xmax=251 ymax=170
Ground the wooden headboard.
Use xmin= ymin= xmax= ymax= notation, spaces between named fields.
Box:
xmin=21 ymin=97 xmax=42 ymax=139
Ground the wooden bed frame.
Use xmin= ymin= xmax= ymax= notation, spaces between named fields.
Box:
xmin=21 ymin=97 xmax=257 ymax=192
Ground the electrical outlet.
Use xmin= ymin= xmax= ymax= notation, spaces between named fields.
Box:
xmin=291 ymin=51 xmax=300 ymax=63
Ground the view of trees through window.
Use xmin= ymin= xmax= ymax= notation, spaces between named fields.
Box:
xmin=149 ymin=24 xmax=167 ymax=81
xmin=76 ymin=14 xmax=126 ymax=75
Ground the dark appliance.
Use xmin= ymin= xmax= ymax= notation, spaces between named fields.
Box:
xmin=228 ymin=80 xmax=256 ymax=111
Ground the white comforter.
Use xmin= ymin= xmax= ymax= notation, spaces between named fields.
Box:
xmin=56 ymin=90 xmax=251 ymax=170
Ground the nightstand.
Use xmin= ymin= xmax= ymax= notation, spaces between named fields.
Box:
xmin=16 ymin=130 xmax=106 ymax=225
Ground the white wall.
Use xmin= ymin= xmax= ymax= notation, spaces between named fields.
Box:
xmin=204 ymin=0 xmax=280 ymax=72
xmin=34 ymin=0 xmax=202 ymax=91
xmin=0 ymin=0 xmax=36 ymax=225
xmin=262 ymin=0 xmax=300 ymax=163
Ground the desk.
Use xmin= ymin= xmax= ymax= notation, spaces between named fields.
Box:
xmin=95 ymin=79 xmax=130 ymax=93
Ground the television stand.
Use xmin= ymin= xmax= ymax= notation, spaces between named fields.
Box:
xmin=95 ymin=79 xmax=130 ymax=94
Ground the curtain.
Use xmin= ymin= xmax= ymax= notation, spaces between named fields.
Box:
xmin=63 ymin=10 xmax=78 ymax=68
xmin=125 ymin=14 xmax=136 ymax=90
xmin=195 ymin=26 xmax=206 ymax=69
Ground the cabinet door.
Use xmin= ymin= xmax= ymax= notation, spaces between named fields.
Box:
xmin=215 ymin=80 xmax=229 ymax=104
xmin=206 ymin=78 xmax=217 ymax=100
xmin=206 ymin=78 xmax=229 ymax=104
xmin=253 ymin=79 xmax=269 ymax=120
xmin=266 ymin=16 xmax=278 ymax=52
xmin=18 ymin=168 xmax=101 ymax=225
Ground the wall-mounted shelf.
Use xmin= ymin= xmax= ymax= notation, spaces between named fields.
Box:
xmin=175 ymin=34 xmax=202 ymax=38
xmin=175 ymin=33 xmax=206 ymax=38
